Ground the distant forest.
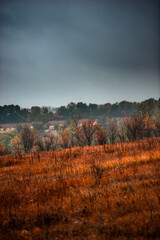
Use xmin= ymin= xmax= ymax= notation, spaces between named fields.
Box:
xmin=0 ymin=98 xmax=159 ymax=124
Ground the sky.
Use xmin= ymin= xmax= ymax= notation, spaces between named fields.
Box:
xmin=0 ymin=0 xmax=159 ymax=108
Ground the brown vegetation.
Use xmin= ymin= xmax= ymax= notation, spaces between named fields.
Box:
xmin=0 ymin=137 xmax=160 ymax=239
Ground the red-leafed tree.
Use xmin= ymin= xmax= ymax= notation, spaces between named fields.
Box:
xmin=75 ymin=119 xmax=97 ymax=146
xmin=95 ymin=125 xmax=107 ymax=145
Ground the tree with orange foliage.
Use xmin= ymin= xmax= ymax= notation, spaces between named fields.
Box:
xmin=59 ymin=129 xmax=70 ymax=149
xmin=10 ymin=136 xmax=22 ymax=154
xmin=143 ymin=116 xmax=156 ymax=138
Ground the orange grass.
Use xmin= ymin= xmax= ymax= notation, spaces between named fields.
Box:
xmin=0 ymin=137 xmax=160 ymax=239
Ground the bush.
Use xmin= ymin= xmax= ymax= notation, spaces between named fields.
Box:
xmin=34 ymin=136 xmax=45 ymax=151
xmin=0 ymin=142 xmax=10 ymax=155
xmin=10 ymin=136 xmax=22 ymax=154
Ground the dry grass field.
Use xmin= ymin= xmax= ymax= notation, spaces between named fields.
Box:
xmin=0 ymin=137 xmax=160 ymax=239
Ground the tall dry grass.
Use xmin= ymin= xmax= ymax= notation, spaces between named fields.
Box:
xmin=0 ymin=137 xmax=160 ymax=239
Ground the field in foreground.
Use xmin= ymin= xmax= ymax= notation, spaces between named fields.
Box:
xmin=0 ymin=138 xmax=160 ymax=240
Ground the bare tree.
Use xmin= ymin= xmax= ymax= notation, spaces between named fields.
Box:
xmin=108 ymin=120 xmax=118 ymax=144
xmin=124 ymin=117 xmax=145 ymax=141
xmin=21 ymin=125 xmax=35 ymax=153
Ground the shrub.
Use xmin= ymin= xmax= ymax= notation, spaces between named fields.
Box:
xmin=10 ymin=136 xmax=22 ymax=154
xmin=34 ymin=136 xmax=45 ymax=151
xmin=0 ymin=142 xmax=6 ymax=155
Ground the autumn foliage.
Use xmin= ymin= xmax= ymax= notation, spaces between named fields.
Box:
xmin=0 ymin=142 xmax=6 ymax=155
xmin=75 ymin=119 xmax=97 ymax=146
xmin=95 ymin=125 xmax=107 ymax=145
xmin=10 ymin=136 xmax=22 ymax=154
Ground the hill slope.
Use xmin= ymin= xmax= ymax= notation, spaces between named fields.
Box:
xmin=0 ymin=138 xmax=160 ymax=239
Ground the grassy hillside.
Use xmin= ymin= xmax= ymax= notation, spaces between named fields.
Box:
xmin=0 ymin=138 xmax=160 ymax=239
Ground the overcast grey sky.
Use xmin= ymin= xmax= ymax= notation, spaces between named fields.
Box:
xmin=0 ymin=0 xmax=159 ymax=108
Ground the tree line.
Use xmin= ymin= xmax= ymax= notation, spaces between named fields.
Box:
xmin=0 ymin=112 xmax=160 ymax=155
xmin=0 ymin=98 xmax=159 ymax=123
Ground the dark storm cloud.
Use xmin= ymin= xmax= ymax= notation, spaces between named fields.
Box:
xmin=67 ymin=0 xmax=159 ymax=72
xmin=0 ymin=0 xmax=159 ymax=107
